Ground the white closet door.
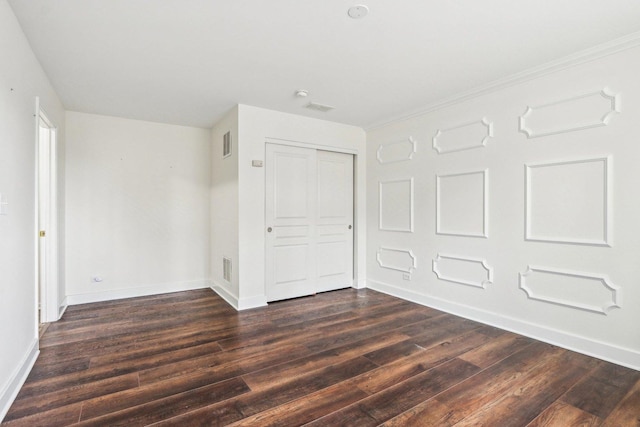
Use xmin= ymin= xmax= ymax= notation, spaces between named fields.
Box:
xmin=265 ymin=144 xmax=354 ymax=302
xmin=316 ymin=150 xmax=354 ymax=292
xmin=265 ymin=144 xmax=317 ymax=302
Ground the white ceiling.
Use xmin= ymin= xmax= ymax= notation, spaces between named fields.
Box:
xmin=9 ymin=0 xmax=640 ymax=129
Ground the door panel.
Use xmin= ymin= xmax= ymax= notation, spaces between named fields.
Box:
xmin=266 ymin=144 xmax=353 ymax=301
xmin=266 ymin=144 xmax=317 ymax=301
xmin=316 ymin=150 xmax=353 ymax=292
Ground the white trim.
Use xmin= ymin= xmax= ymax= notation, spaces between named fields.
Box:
xmin=58 ymin=297 xmax=68 ymax=320
xmin=210 ymin=280 xmax=239 ymax=309
xmin=519 ymin=265 xmax=621 ymax=315
xmin=35 ymin=99 xmax=60 ymax=324
xmin=366 ymin=31 xmax=640 ymax=131
xmin=238 ymin=295 xmax=268 ymax=311
xmin=210 ymin=281 xmax=268 ymax=311
xmin=525 ymin=156 xmax=611 ymax=247
xmin=432 ymin=254 xmax=493 ymax=289
xmin=432 ymin=118 xmax=493 ymax=154
xmin=376 ymin=247 xmax=417 ymax=273
xmin=376 ymin=136 xmax=417 ymax=164
xmin=366 ymin=279 xmax=640 ymax=371
xmin=264 ymin=137 xmax=359 ymax=155
xmin=65 ymin=280 xmax=210 ymax=305
xmin=436 ymin=169 xmax=489 ymax=238
xmin=518 ymin=88 xmax=620 ymax=138
xmin=0 ymin=339 xmax=39 ymax=423
xmin=378 ymin=178 xmax=414 ymax=233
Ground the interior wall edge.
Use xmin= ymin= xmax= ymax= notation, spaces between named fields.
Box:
xmin=210 ymin=280 xmax=239 ymax=310
xmin=367 ymin=279 xmax=640 ymax=371
xmin=0 ymin=338 xmax=39 ymax=423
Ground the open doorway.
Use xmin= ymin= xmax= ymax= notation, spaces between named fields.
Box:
xmin=36 ymin=99 xmax=59 ymax=333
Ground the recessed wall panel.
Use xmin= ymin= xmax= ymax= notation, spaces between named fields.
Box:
xmin=376 ymin=247 xmax=417 ymax=273
xmin=377 ymin=137 xmax=417 ymax=164
xmin=436 ymin=170 xmax=488 ymax=238
xmin=432 ymin=254 xmax=493 ymax=288
xmin=519 ymin=266 xmax=621 ymax=314
xmin=432 ymin=118 xmax=493 ymax=154
xmin=526 ymin=157 xmax=610 ymax=246
xmin=519 ymin=88 xmax=620 ymax=138
xmin=379 ymin=178 xmax=414 ymax=232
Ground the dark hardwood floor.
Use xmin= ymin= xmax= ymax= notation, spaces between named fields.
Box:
xmin=3 ymin=288 xmax=639 ymax=426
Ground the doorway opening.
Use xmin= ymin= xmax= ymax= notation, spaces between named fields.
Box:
xmin=36 ymin=99 xmax=59 ymax=331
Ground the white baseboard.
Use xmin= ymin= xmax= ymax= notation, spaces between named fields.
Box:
xmin=0 ymin=338 xmax=39 ymax=423
xmin=210 ymin=281 xmax=267 ymax=311
xmin=57 ymin=297 xmax=68 ymax=320
xmin=353 ymin=278 xmax=367 ymax=289
xmin=237 ymin=295 xmax=268 ymax=310
xmin=210 ymin=281 xmax=239 ymax=309
xmin=367 ymin=279 xmax=640 ymax=371
xmin=65 ymin=280 xmax=211 ymax=306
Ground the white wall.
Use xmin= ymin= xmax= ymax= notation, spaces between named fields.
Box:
xmin=65 ymin=112 xmax=211 ymax=303
xmin=0 ymin=0 xmax=65 ymax=420
xmin=367 ymin=45 xmax=640 ymax=369
xmin=210 ymin=107 xmax=239 ymax=305
xmin=224 ymin=104 xmax=367 ymax=309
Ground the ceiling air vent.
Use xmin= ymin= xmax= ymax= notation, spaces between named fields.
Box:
xmin=304 ymin=102 xmax=335 ymax=113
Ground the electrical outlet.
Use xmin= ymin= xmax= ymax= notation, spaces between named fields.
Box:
xmin=403 ymin=273 xmax=411 ymax=281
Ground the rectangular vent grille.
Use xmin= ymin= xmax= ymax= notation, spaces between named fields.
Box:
xmin=223 ymin=257 xmax=232 ymax=282
xmin=223 ymin=131 xmax=232 ymax=158
xmin=304 ymin=102 xmax=335 ymax=112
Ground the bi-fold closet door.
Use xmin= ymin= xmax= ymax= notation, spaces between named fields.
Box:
xmin=265 ymin=143 xmax=354 ymax=302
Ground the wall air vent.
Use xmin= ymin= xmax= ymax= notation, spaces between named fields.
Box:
xmin=223 ymin=257 xmax=232 ymax=282
xmin=223 ymin=131 xmax=232 ymax=158
xmin=304 ymin=102 xmax=335 ymax=113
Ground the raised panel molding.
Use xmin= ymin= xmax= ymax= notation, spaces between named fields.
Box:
xmin=379 ymin=178 xmax=414 ymax=232
xmin=377 ymin=136 xmax=417 ymax=164
xmin=436 ymin=169 xmax=488 ymax=238
xmin=432 ymin=118 xmax=493 ymax=154
xmin=519 ymin=266 xmax=621 ymax=315
xmin=376 ymin=247 xmax=417 ymax=273
xmin=525 ymin=156 xmax=611 ymax=246
xmin=432 ymin=254 xmax=493 ymax=289
xmin=519 ymin=88 xmax=620 ymax=138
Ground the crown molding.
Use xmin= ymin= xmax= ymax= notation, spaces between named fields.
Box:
xmin=365 ymin=31 xmax=640 ymax=131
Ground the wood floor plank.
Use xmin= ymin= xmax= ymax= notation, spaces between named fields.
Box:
xmin=526 ymin=401 xmax=602 ymax=427
xmin=601 ymin=378 xmax=640 ymax=427
xmin=305 ymin=357 xmax=480 ymax=426
xmin=76 ymin=377 xmax=250 ymax=426
xmin=3 ymin=288 xmax=638 ymax=426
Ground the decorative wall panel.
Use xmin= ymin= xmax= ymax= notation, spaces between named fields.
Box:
xmin=377 ymin=136 xmax=417 ymax=164
xmin=519 ymin=266 xmax=621 ymax=314
xmin=519 ymin=88 xmax=620 ymax=138
xmin=525 ymin=157 xmax=610 ymax=246
xmin=436 ymin=170 xmax=488 ymax=238
xmin=379 ymin=178 xmax=414 ymax=232
xmin=432 ymin=254 xmax=493 ymax=288
xmin=376 ymin=247 xmax=417 ymax=273
xmin=432 ymin=118 xmax=493 ymax=154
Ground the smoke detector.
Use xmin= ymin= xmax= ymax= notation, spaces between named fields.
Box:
xmin=348 ymin=5 xmax=369 ymax=19
xmin=295 ymin=90 xmax=308 ymax=98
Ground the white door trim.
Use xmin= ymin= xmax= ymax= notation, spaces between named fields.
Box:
xmin=35 ymin=97 xmax=60 ymax=324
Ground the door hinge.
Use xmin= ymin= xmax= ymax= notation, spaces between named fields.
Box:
xmin=39 ymin=230 xmax=46 ymax=237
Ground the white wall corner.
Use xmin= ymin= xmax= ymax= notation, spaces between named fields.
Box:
xmin=210 ymin=280 xmax=240 ymax=310
xmin=0 ymin=339 xmax=39 ymax=423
